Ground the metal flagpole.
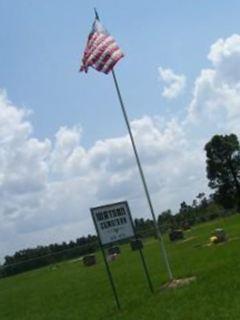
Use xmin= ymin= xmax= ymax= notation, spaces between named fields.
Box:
xmin=111 ymin=68 xmax=173 ymax=281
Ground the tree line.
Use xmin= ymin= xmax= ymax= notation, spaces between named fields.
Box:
xmin=1 ymin=133 xmax=240 ymax=278
xmin=135 ymin=133 xmax=240 ymax=237
xmin=134 ymin=192 xmax=232 ymax=238
xmin=0 ymin=235 xmax=98 ymax=278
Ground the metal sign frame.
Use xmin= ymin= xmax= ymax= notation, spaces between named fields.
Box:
xmin=90 ymin=201 xmax=154 ymax=310
xmin=91 ymin=201 xmax=135 ymax=246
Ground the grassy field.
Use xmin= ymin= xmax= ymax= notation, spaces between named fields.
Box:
xmin=1 ymin=215 xmax=240 ymax=320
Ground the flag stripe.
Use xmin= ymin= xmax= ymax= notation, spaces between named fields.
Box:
xmin=83 ymin=33 xmax=109 ymax=63
xmin=103 ymin=50 xmax=124 ymax=74
xmin=91 ymin=40 xmax=117 ymax=67
xmin=95 ymin=46 xmax=121 ymax=72
xmin=80 ymin=19 xmax=123 ymax=74
xmin=84 ymin=36 xmax=115 ymax=66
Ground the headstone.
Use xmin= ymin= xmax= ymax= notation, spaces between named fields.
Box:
xmin=211 ymin=228 xmax=227 ymax=243
xmin=169 ymin=229 xmax=184 ymax=241
xmin=130 ymin=239 xmax=143 ymax=251
xmin=182 ymin=222 xmax=191 ymax=230
xmin=108 ymin=246 xmax=121 ymax=255
xmin=107 ymin=253 xmax=118 ymax=262
xmin=83 ymin=255 xmax=96 ymax=266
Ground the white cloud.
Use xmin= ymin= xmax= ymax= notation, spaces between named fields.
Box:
xmin=158 ymin=67 xmax=186 ymax=99
xmin=2 ymin=33 xmax=240 ymax=260
xmin=187 ymin=34 xmax=240 ymax=136
xmin=0 ymin=91 xmax=51 ymax=211
xmin=0 ymin=91 xmax=207 ymax=259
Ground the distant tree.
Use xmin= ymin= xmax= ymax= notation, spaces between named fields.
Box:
xmin=177 ymin=201 xmax=196 ymax=225
xmin=158 ymin=210 xmax=172 ymax=223
xmin=134 ymin=218 xmax=155 ymax=238
xmin=179 ymin=201 xmax=190 ymax=214
xmin=192 ymin=199 xmax=197 ymax=209
xmin=158 ymin=210 xmax=174 ymax=232
xmin=205 ymin=134 xmax=240 ymax=210
xmin=196 ymin=192 xmax=205 ymax=200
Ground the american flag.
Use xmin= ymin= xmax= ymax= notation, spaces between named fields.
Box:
xmin=80 ymin=17 xmax=124 ymax=74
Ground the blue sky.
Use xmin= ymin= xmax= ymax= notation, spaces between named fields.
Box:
xmin=1 ymin=0 xmax=239 ymax=145
xmin=1 ymin=1 xmax=240 ymax=258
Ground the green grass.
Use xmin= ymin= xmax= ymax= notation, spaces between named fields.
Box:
xmin=1 ymin=215 xmax=240 ymax=320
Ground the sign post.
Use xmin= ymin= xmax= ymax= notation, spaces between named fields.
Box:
xmin=92 ymin=215 xmax=121 ymax=310
xmin=91 ymin=201 xmax=154 ymax=309
xmin=126 ymin=202 xmax=154 ymax=293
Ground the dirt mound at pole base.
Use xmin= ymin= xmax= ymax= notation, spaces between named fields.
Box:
xmin=161 ymin=276 xmax=196 ymax=289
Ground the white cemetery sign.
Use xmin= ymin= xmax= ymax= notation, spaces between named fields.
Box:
xmin=91 ymin=201 xmax=134 ymax=245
